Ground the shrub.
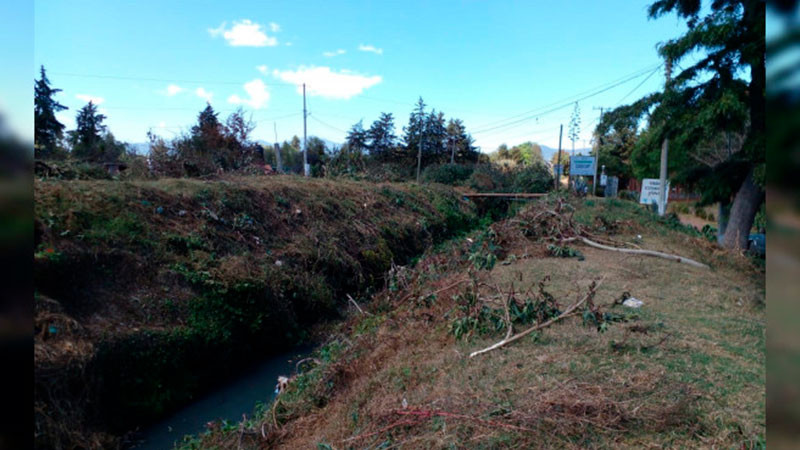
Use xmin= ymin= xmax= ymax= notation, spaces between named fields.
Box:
xmin=510 ymin=162 xmax=553 ymax=193
xmin=421 ymin=164 xmax=475 ymax=185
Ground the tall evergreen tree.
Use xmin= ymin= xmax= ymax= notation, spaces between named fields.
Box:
xmin=34 ymin=66 xmax=68 ymax=158
xmin=403 ymin=97 xmax=428 ymax=163
xmin=346 ymin=120 xmax=368 ymax=153
xmin=423 ymin=110 xmax=447 ymax=164
xmin=69 ymin=102 xmax=107 ymax=161
xmin=367 ymin=112 xmax=397 ymax=161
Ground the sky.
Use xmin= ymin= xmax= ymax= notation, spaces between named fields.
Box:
xmin=28 ymin=0 xmax=694 ymax=153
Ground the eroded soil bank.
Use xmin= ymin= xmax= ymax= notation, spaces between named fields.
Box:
xmin=34 ymin=176 xmax=491 ymax=449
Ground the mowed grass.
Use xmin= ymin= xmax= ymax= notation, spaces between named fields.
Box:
xmin=186 ymin=197 xmax=765 ymax=449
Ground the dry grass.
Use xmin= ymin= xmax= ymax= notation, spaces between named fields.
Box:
xmin=194 ymin=196 xmax=765 ymax=449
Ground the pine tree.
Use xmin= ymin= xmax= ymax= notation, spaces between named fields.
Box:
xmin=367 ymin=112 xmax=397 ymax=161
xmin=423 ymin=110 xmax=447 ymax=165
xmin=346 ymin=120 xmax=368 ymax=153
xmin=446 ymin=119 xmax=476 ymax=163
xmin=69 ymin=102 xmax=107 ymax=161
xmin=34 ymin=66 xmax=68 ymax=159
xmin=403 ymin=97 xmax=427 ymax=163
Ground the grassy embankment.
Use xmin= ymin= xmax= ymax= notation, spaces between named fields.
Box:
xmin=190 ymin=196 xmax=765 ymax=449
xmin=34 ymin=176 xmax=486 ymax=449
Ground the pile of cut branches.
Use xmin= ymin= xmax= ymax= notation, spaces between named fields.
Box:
xmin=502 ymin=198 xmax=709 ymax=269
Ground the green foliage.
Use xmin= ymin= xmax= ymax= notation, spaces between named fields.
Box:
xmin=421 ymin=163 xmax=475 ymax=185
xmin=450 ymin=278 xmax=562 ymax=340
xmin=547 ymin=244 xmax=584 ymax=260
xmin=467 ymin=229 xmax=500 ymax=270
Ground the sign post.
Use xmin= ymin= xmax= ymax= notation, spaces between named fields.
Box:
xmin=639 ymin=178 xmax=670 ymax=210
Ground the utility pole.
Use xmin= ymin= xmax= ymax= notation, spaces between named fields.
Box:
xmin=303 ymin=83 xmax=308 ymax=177
xmin=592 ymin=107 xmax=604 ymax=196
xmin=450 ymin=136 xmax=455 ymax=164
xmin=555 ymin=124 xmax=563 ymax=191
xmin=273 ymin=122 xmax=283 ymax=173
xmin=416 ymin=121 xmax=424 ymax=183
xmin=658 ymin=60 xmax=672 ymax=216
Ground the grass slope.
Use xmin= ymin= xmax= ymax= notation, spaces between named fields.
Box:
xmin=34 ymin=176 xmax=481 ymax=449
xmin=191 ymin=196 xmax=765 ymax=449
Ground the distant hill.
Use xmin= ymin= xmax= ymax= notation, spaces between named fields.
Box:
xmin=540 ymin=145 xmax=592 ymax=161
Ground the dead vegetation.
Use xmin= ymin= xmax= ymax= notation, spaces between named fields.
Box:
xmin=189 ymin=195 xmax=764 ymax=449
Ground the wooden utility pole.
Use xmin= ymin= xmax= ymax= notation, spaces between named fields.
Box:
xmin=303 ymin=83 xmax=308 ymax=177
xmin=658 ymin=60 xmax=672 ymax=215
xmin=555 ymin=124 xmax=563 ymax=191
xmin=273 ymin=122 xmax=283 ymax=173
xmin=450 ymin=136 xmax=455 ymax=164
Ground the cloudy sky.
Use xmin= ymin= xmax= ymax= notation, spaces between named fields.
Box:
xmin=31 ymin=0 xmax=693 ymax=151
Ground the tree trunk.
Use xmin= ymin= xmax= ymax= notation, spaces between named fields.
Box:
xmin=722 ymin=168 xmax=764 ymax=250
xmin=717 ymin=198 xmax=730 ymax=244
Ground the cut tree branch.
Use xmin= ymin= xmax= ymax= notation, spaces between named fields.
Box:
xmin=578 ymin=237 xmax=709 ymax=269
xmin=469 ymin=278 xmax=604 ymax=358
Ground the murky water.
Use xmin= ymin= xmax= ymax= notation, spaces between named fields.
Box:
xmin=130 ymin=345 xmax=313 ymax=449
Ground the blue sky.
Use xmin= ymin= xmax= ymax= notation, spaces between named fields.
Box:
xmin=29 ymin=0 xmax=692 ymax=152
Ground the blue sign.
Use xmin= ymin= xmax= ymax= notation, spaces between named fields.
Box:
xmin=570 ymin=156 xmax=596 ymax=176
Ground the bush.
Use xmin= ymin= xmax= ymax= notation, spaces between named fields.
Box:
xmin=421 ymin=163 xmax=475 ymax=185
xmin=510 ymin=162 xmax=553 ymax=193
xmin=467 ymin=164 xmax=508 ymax=192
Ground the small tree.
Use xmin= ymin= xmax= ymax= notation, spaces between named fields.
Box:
xmin=69 ymin=102 xmax=107 ymax=161
xmin=367 ymin=112 xmax=397 ymax=161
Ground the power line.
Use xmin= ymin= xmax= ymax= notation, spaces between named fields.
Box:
xmin=471 ymin=66 xmax=660 ymax=136
xmin=308 ymin=114 xmax=348 ymax=134
xmin=615 ymin=64 xmax=662 ymax=105
xmin=470 ymin=63 xmax=661 ymax=132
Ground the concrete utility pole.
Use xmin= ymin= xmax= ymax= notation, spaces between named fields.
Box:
xmin=273 ymin=122 xmax=282 ymax=173
xmin=658 ymin=60 xmax=672 ymax=216
xmin=303 ymin=83 xmax=308 ymax=177
xmin=592 ymin=107 xmax=604 ymax=196
xmin=555 ymin=124 xmax=563 ymax=191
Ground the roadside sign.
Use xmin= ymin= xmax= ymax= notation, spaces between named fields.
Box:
xmin=639 ymin=178 xmax=670 ymax=206
xmin=570 ymin=156 xmax=595 ymax=176
xmin=553 ymin=164 xmax=563 ymax=176
xmin=600 ymin=174 xmax=607 ymax=186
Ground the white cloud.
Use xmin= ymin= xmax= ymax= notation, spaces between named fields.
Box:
xmin=196 ymin=87 xmax=213 ymax=101
xmin=208 ymin=20 xmax=277 ymax=47
xmin=323 ymin=49 xmax=346 ymax=57
xmin=75 ymin=94 xmax=105 ymax=105
xmin=227 ymin=79 xmax=270 ymax=109
xmin=272 ymin=66 xmax=382 ymax=99
xmin=285 ymin=42 xmax=293 ymax=46
xmin=256 ymin=64 xmax=269 ymax=74
xmin=269 ymin=22 xmax=280 ymax=32
xmin=166 ymin=84 xmax=184 ymax=96
xmin=358 ymin=44 xmax=383 ymax=55
xmin=158 ymin=121 xmax=166 ymax=128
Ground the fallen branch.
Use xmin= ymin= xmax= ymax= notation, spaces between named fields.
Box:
xmin=470 ymin=278 xmax=603 ymax=358
xmin=346 ymin=294 xmax=372 ymax=316
xmin=578 ymin=237 xmax=709 ymax=269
